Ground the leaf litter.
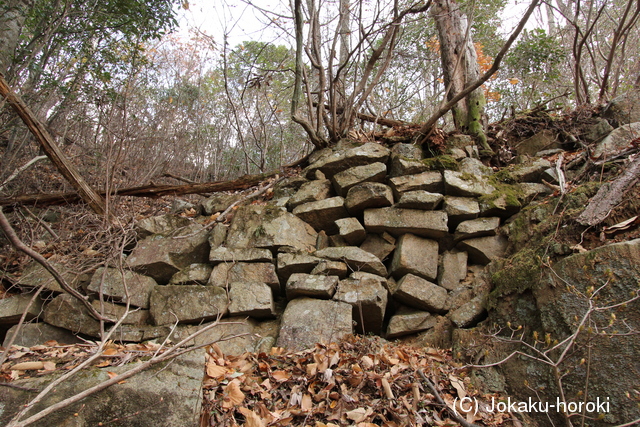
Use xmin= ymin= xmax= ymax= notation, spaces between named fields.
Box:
xmin=201 ymin=335 xmax=518 ymax=426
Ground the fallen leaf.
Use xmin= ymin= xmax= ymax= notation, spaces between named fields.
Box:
xmin=107 ymin=371 xmax=118 ymax=379
xmin=449 ymin=374 xmax=466 ymax=399
xmin=222 ymin=379 xmax=245 ymax=408
xmin=11 ymin=361 xmax=44 ymax=371
xmin=238 ymin=407 xmax=264 ymax=427
xmin=206 ymin=363 xmax=227 ymax=378
xmin=301 ymin=394 xmax=313 ymax=412
xmin=43 ymin=361 xmax=56 ymax=371
xmin=272 ymin=370 xmax=291 ymax=382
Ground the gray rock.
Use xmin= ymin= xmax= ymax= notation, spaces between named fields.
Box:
xmin=17 ymin=261 xmax=83 ymax=294
xmin=273 ymin=175 xmax=308 ymax=199
xmin=208 ymin=262 xmax=280 ymax=293
xmin=168 ymin=263 xmax=213 ymax=286
xmin=171 ymin=199 xmax=199 ymax=215
xmin=344 ymin=182 xmax=394 ymax=215
xmin=287 ymin=179 xmax=333 ymax=210
xmin=135 ymin=214 xmax=193 ymax=239
xmin=87 ymin=267 xmax=157 ymax=309
xmin=390 ymin=233 xmax=439 ymax=281
xmin=334 ymin=275 xmax=388 ymax=334
xmin=388 ymin=171 xmax=444 ymax=198
xmin=593 ymin=122 xmax=640 ymax=159
xmin=454 ymin=217 xmax=500 ymax=242
xmin=517 ymin=183 xmax=553 ymax=204
xmin=90 ymin=300 xmax=150 ymax=325
xmin=228 ymin=282 xmax=275 ymax=319
xmin=150 ymin=285 xmax=228 ymax=325
xmin=108 ymin=324 xmax=172 ymax=343
xmin=304 ymin=142 xmax=390 ymax=179
xmin=457 ymin=235 xmax=508 ymax=265
xmin=315 ymin=246 xmax=388 ymax=276
xmin=42 ymin=293 xmax=101 ymax=337
xmin=514 ymin=129 xmax=560 ymax=156
xmin=3 ymin=322 xmax=82 ymax=347
xmin=602 ymin=90 xmax=640 ymax=125
xmin=359 ymin=232 xmax=396 ymax=262
xmin=276 ymin=298 xmax=353 ymax=351
xmin=208 ymin=223 xmax=228 ymax=250
xmin=396 ymin=191 xmax=443 ymax=210
xmin=478 ymin=192 xmax=522 ymax=218
xmin=201 ymin=192 xmax=243 ymax=215
xmin=443 ymin=196 xmax=480 ymax=226
xmin=364 ymin=207 xmax=448 ymax=239
xmin=209 ymin=246 xmax=273 ymax=263
xmin=446 ymin=134 xmax=474 ymax=149
xmin=391 ymin=142 xmax=424 ymax=159
xmin=388 ymin=155 xmax=430 ymax=177
xmin=394 ymin=274 xmax=447 ymax=313
xmin=438 ymin=250 xmax=468 ymax=291
xmin=459 ymin=157 xmax=493 ymax=176
xmin=509 ymin=158 xmax=552 ymax=182
xmin=448 ymin=147 xmax=467 ymax=160
xmin=225 ymin=205 xmax=317 ymax=252
xmin=386 ymin=306 xmax=437 ymax=339
xmin=328 ymin=234 xmax=348 ymax=247
xmin=126 ymin=223 xmax=210 ymax=284
xmin=292 ymin=196 xmax=349 ymax=234
xmin=443 ymin=170 xmax=496 ymax=197
xmin=449 ymin=294 xmax=486 ymax=328
xmin=0 ymin=294 xmax=43 ymax=325
xmin=310 ymin=260 xmax=349 ymax=278
xmin=172 ymin=317 xmax=262 ymax=356
xmin=332 ymin=162 xmax=387 ymax=196
xmin=276 ymin=252 xmax=322 ymax=282
xmin=335 ymin=217 xmax=366 ymax=245
xmin=286 ymin=273 xmax=339 ymax=300
xmin=0 ymin=351 xmax=204 ymax=427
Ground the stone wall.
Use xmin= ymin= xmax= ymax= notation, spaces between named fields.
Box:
xmin=3 ymin=140 xmax=556 ymax=355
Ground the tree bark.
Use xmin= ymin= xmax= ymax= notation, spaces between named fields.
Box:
xmin=0 ymin=0 xmax=34 ymax=76
xmin=431 ymin=0 xmax=489 ymax=151
xmin=0 ymin=74 xmax=107 ymax=215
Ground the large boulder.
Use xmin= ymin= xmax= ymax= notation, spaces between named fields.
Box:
xmin=87 ymin=267 xmax=157 ymax=309
xmin=276 ymin=298 xmax=353 ymax=351
xmin=0 ymin=351 xmax=204 ymax=427
xmin=149 ymin=285 xmax=228 ymax=325
xmin=225 ymin=205 xmax=317 ymax=252
xmin=126 ymin=223 xmax=210 ymax=284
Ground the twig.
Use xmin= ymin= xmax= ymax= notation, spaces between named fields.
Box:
xmin=417 ymin=369 xmax=481 ymax=427
xmin=0 ymin=155 xmax=48 ymax=191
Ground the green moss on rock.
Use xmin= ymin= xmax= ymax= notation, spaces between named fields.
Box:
xmin=421 ymin=155 xmax=459 ymax=171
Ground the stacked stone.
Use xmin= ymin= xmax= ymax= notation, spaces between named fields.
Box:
xmin=3 ymin=141 xmax=553 ymax=353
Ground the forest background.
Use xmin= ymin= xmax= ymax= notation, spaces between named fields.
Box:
xmin=0 ymin=0 xmax=639 ymax=201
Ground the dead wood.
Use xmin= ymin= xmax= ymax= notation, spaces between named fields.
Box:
xmin=0 ymin=73 xmax=107 ymax=215
xmin=577 ymin=154 xmax=640 ymax=226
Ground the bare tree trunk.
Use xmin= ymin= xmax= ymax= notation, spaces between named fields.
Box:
xmin=0 ymin=0 xmax=34 ymax=76
xmin=431 ymin=0 xmax=490 ymax=152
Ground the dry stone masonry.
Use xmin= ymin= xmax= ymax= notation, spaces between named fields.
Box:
xmin=4 ymin=140 xmax=556 ymax=354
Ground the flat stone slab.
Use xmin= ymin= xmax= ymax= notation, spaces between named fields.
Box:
xmin=364 ymin=207 xmax=448 ymax=239
xmin=454 ymin=217 xmax=500 ymax=242
xmin=388 ymin=171 xmax=443 ymax=198
xmin=0 ymin=294 xmax=43 ymax=325
xmin=276 ymin=252 xmax=322 ymax=282
xmin=17 ymin=261 xmax=84 ymax=294
xmin=135 ymin=214 xmax=193 ymax=239
xmin=292 ymin=196 xmax=348 ymax=234
xmin=42 ymin=293 xmax=100 ymax=337
xmin=443 ymin=196 xmax=480 ymax=225
xmin=386 ymin=306 xmax=437 ymax=339
xmin=201 ymin=193 xmax=243 ymax=215
xmin=209 ymin=246 xmax=273 ymax=263
xmin=449 ymin=294 xmax=487 ymax=328
xmin=315 ymin=246 xmax=388 ymax=276
xmin=345 ymin=182 xmax=394 ymax=215
xmin=168 ymin=263 xmax=213 ymax=286
xmin=443 ymin=170 xmax=496 ymax=197
xmin=332 ymin=162 xmax=387 ymax=196
xmin=393 ymin=274 xmax=448 ymax=314
xmin=276 ymin=298 xmax=353 ymax=351
xmin=225 ymin=205 xmax=318 ymax=252
xmin=438 ymin=251 xmax=468 ymax=291
xmin=388 ymin=154 xmax=430 ymax=177
xmin=335 ymin=217 xmax=366 ymax=245
xmin=509 ymin=158 xmax=552 ymax=183
xmin=150 ymin=285 xmax=228 ymax=325
xmin=286 ymin=273 xmax=339 ymax=300
xmin=390 ymin=233 xmax=439 ymax=281
xmin=208 ymin=262 xmax=280 ymax=293
xmin=396 ymin=191 xmax=443 ymax=210
xmin=457 ymin=235 xmax=508 ymax=265
xmin=304 ymin=142 xmax=390 ymax=178
xmin=90 ymin=300 xmax=150 ymax=325
xmin=359 ymin=232 xmax=396 ymax=262
xmin=87 ymin=267 xmax=157 ymax=309
xmin=287 ymin=179 xmax=333 ymax=210
xmin=3 ymin=323 xmax=82 ymax=347
xmin=228 ymin=282 xmax=275 ymax=319
xmin=334 ymin=275 xmax=388 ymax=334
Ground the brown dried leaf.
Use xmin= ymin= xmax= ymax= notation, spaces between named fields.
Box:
xmin=222 ymin=379 xmax=245 ymax=408
xmin=206 ymin=363 xmax=227 ymax=378
xmin=272 ymin=370 xmax=291 ymax=382
xmin=11 ymin=361 xmax=44 ymax=371
xmin=238 ymin=407 xmax=264 ymax=427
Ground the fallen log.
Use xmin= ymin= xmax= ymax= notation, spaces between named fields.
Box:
xmin=0 ymin=171 xmax=280 ymax=208
xmin=577 ymin=154 xmax=640 ymax=227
